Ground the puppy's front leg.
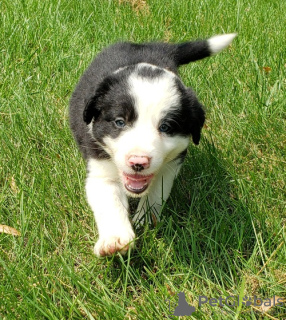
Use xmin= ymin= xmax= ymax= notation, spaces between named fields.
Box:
xmin=86 ymin=159 xmax=135 ymax=257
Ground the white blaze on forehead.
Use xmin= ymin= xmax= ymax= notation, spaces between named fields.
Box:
xmin=102 ymin=63 xmax=189 ymax=177
xmin=128 ymin=64 xmax=181 ymax=124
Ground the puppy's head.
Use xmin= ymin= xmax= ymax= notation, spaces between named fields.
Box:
xmin=84 ymin=63 xmax=205 ymax=197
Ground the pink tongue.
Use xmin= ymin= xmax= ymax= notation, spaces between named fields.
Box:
xmin=128 ymin=178 xmax=147 ymax=190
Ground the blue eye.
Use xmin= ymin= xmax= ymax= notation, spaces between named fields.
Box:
xmin=115 ymin=119 xmax=126 ymax=128
xmin=159 ymin=123 xmax=170 ymax=133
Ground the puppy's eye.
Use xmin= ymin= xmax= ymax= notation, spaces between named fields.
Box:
xmin=159 ymin=123 xmax=171 ymax=133
xmin=115 ymin=119 xmax=126 ymax=128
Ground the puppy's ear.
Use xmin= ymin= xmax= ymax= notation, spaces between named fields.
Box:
xmin=83 ymin=96 xmax=101 ymax=124
xmin=189 ymin=98 xmax=205 ymax=145
xmin=181 ymin=87 xmax=205 ymax=144
xmin=83 ymin=75 xmax=119 ymax=124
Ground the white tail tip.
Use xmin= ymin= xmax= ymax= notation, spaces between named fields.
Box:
xmin=208 ymin=33 xmax=237 ymax=55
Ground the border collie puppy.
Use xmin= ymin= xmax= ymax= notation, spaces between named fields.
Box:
xmin=69 ymin=33 xmax=236 ymax=256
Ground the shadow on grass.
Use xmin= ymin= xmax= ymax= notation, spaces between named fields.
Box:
xmin=158 ymin=137 xmax=256 ymax=276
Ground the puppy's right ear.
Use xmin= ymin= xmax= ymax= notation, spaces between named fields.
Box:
xmin=83 ymin=75 xmax=119 ymax=124
xmin=83 ymin=96 xmax=101 ymax=124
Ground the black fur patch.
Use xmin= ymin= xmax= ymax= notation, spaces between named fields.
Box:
xmin=159 ymin=80 xmax=205 ymax=144
xmin=83 ymin=75 xmax=121 ymax=124
xmin=87 ymin=74 xmax=138 ymax=143
xmin=136 ymin=65 xmax=165 ymax=79
xmin=175 ymin=41 xmax=210 ymax=65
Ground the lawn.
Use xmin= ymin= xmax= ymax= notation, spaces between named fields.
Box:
xmin=0 ymin=0 xmax=285 ymax=319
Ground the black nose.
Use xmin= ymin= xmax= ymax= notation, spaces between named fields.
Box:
xmin=132 ymin=164 xmax=144 ymax=172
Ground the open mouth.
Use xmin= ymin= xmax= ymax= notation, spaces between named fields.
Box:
xmin=123 ymin=173 xmax=154 ymax=194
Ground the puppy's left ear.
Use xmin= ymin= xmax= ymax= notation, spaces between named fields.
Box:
xmin=190 ymin=99 xmax=205 ymax=144
xmin=183 ymin=88 xmax=205 ymax=144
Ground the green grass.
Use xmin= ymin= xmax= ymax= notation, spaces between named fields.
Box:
xmin=1 ymin=0 xmax=285 ymax=319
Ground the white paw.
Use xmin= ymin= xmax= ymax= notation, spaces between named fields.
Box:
xmin=94 ymin=230 xmax=135 ymax=257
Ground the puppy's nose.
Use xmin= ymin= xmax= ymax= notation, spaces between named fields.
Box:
xmin=127 ymin=155 xmax=151 ymax=172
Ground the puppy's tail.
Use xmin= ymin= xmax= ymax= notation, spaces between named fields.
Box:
xmin=174 ymin=33 xmax=237 ymax=66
